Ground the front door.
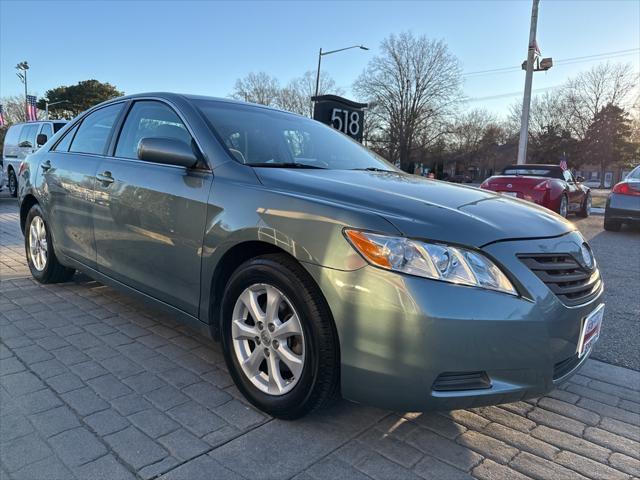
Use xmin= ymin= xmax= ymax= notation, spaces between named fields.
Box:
xmin=40 ymin=103 xmax=125 ymax=268
xmin=93 ymin=100 xmax=212 ymax=316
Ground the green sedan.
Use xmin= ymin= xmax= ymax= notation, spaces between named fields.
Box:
xmin=18 ymin=93 xmax=604 ymax=418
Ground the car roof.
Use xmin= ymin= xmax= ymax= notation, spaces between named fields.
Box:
xmin=10 ymin=120 xmax=67 ymax=127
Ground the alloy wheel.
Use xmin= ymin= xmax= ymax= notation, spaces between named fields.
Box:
xmin=8 ymin=171 xmax=17 ymax=196
xmin=560 ymin=196 xmax=568 ymax=217
xmin=231 ymin=283 xmax=305 ymax=395
xmin=29 ymin=216 xmax=48 ymax=271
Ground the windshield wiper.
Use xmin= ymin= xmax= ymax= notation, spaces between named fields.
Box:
xmin=352 ymin=167 xmax=395 ymax=173
xmin=247 ymin=162 xmax=326 ymax=169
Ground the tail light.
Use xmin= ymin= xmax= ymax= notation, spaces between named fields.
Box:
xmin=533 ymin=180 xmax=550 ymax=190
xmin=480 ymin=180 xmax=490 ymax=189
xmin=612 ymin=182 xmax=640 ymax=196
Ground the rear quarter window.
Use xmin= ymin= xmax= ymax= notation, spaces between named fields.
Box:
xmin=4 ymin=125 xmax=23 ymax=146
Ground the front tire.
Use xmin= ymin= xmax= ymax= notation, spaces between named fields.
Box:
xmin=559 ymin=194 xmax=568 ymax=218
xmin=24 ymin=204 xmax=75 ymax=283
xmin=604 ymin=218 xmax=622 ymax=232
xmin=220 ymin=254 xmax=339 ymax=419
xmin=577 ymin=193 xmax=591 ymax=218
xmin=8 ymin=169 xmax=18 ymax=197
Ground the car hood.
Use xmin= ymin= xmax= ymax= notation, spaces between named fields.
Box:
xmin=255 ymin=168 xmax=575 ymax=247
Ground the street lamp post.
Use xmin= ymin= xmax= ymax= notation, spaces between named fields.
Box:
xmin=314 ymin=45 xmax=369 ymax=99
xmin=15 ymin=61 xmax=30 ymax=121
xmin=44 ymin=99 xmax=70 ymax=120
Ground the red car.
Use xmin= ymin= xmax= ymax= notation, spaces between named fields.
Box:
xmin=480 ymin=164 xmax=591 ymax=218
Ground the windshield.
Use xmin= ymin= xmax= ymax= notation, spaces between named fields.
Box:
xmin=196 ymin=100 xmax=395 ymax=171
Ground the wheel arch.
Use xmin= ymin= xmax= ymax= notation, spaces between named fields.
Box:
xmin=20 ymin=194 xmax=39 ymax=234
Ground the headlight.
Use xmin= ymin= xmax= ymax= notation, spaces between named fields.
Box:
xmin=344 ymin=229 xmax=517 ymax=295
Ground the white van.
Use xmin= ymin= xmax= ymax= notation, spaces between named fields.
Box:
xmin=2 ymin=120 xmax=66 ymax=196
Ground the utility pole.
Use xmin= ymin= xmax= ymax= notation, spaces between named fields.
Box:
xmin=517 ymin=0 xmax=540 ymax=165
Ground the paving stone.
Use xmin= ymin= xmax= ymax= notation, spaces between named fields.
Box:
xmin=10 ymin=455 xmax=75 ymax=480
xmin=555 ymin=450 xmax=629 ymax=480
xmin=122 ymin=372 xmax=166 ymax=394
xmin=306 ymin=457 xmax=371 ymax=480
xmin=87 ymin=373 xmax=134 ymax=400
xmin=609 ymin=452 xmax=640 ymax=477
xmin=158 ymin=428 xmax=209 ymax=460
xmin=50 ymin=427 xmax=107 ymax=466
xmin=52 ymin=345 xmax=90 ymax=365
xmin=61 ymin=386 xmax=110 ymax=416
xmin=213 ymin=399 xmax=266 ymax=430
xmin=145 ymin=385 xmax=190 ymax=411
xmin=34 ymin=335 xmax=70 ymax=351
xmin=472 ymin=406 xmax=536 ymax=433
xmin=137 ymin=456 xmax=181 ymax=479
xmin=565 ymin=383 xmax=620 ymax=407
xmin=510 ymin=452 xmax=589 ymax=480
xmin=530 ymin=425 xmax=611 ymax=462
xmin=201 ymin=368 xmax=234 ymax=388
xmin=599 ymin=417 xmax=640 ymax=442
xmin=157 ymin=366 xmax=201 ymax=389
xmin=85 ymin=409 xmax=130 ymax=436
xmin=0 ymin=356 xmax=26 ymax=376
xmin=69 ymin=360 xmax=109 ymax=380
xmin=101 ymin=355 xmax=144 ymax=379
xmin=359 ymin=428 xmax=423 ymax=468
xmin=201 ymin=424 xmax=241 ymax=447
xmin=160 ymin=455 xmax=243 ymax=480
xmin=537 ymin=397 xmax=601 ymax=425
xmin=376 ymin=415 xmax=420 ymax=441
xmin=440 ymin=410 xmax=490 ymax=431
xmin=412 ymin=454 xmax=473 ymax=480
xmin=619 ymin=399 xmax=640 ymax=414
xmin=577 ymin=397 xmax=640 ymax=425
xmin=356 ymin=451 xmax=427 ymax=480
xmin=472 ymin=459 xmax=531 ymax=480
xmin=526 ymin=407 xmax=586 ymax=436
xmin=333 ymin=440 xmax=373 ymax=466
xmin=0 ymin=412 xmax=35 ymax=442
xmin=110 ymin=393 xmax=153 ymax=416
xmin=85 ymin=344 xmax=120 ymax=361
xmin=545 ymin=388 xmax=580 ymax=404
xmin=45 ymin=372 xmax=84 ymax=393
xmin=409 ymin=412 xmax=467 ymax=440
xmin=105 ymin=426 xmax=169 ymax=470
xmin=72 ymin=454 xmax=137 ymax=480
xmin=0 ymin=434 xmax=53 ymax=472
xmin=580 ymin=360 xmax=640 ymax=390
xmin=2 ymin=370 xmax=45 ymax=396
xmin=406 ymin=426 xmax=482 ymax=471
xmin=583 ymin=426 xmax=640 ymax=459
xmin=12 ymin=344 xmax=53 ymax=364
xmin=29 ymin=359 xmax=67 ymax=378
xmin=18 ymin=388 xmax=63 ymax=415
xmin=66 ymin=332 xmax=103 ymax=349
xmin=129 ymin=408 xmax=180 ymax=438
xmin=168 ymin=401 xmax=227 ymax=437
xmin=482 ymin=423 xmax=559 ymax=461
xmin=457 ymin=430 xmax=518 ymax=464
xmin=589 ymin=379 xmax=639 ymax=403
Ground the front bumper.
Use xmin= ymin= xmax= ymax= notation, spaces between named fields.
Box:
xmin=304 ymin=230 xmax=603 ymax=411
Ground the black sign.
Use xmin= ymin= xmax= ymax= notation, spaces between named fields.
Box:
xmin=312 ymin=95 xmax=368 ymax=143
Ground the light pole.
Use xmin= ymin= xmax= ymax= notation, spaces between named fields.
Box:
xmin=314 ymin=45 xmax=368 ymax=99
xmin=15 ymin=61 xmax=30 ymax=120
xmin=44 ymin=99 xmax=70 ymax=120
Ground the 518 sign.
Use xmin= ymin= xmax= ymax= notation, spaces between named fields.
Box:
xmin=331 ymin=108 xmax=361 ymax=137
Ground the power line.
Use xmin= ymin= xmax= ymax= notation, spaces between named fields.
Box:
xmin=463 ymin=85 xmax=562 ymax=103
xmin=462 ymin=48 xmax=639 ymax=78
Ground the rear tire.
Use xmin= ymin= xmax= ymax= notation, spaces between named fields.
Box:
xmin=220 ymin=253 xmax=339 ymax=419
xmin=24 ymin=204 xmax=75 ymax=283
xmin=8 ymin=169 xmax=18 ymax=197
xmin=604 ymin=218 xmax=622 ymax=232
xmin=577 ymin=193 xmax=591 ymax=218
xmin=559 ymin=194 xmax=568 ymax=218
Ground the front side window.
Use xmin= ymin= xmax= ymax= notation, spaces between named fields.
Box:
xmin=53 ymin=125 xmax=78 ymax=152
xmin=115 ymin=101 xmax=192 ymax=160
xmin=196 ymin=101 xmax=393 ymax=170
xmin=562 ymin=170 xmax=573 ymax=183
xmin=18 ymin=124 xmax=39 ymax=148
xmin=69 ymin=103 xmax=123 ymax=155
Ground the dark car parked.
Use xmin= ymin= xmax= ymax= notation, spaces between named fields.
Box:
xmin=604 ymin=165 xmax=640 ymax=231
xmin=18 ymin=93 xmax=603 ymax=418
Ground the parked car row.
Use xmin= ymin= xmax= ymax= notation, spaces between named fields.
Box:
xmin=1 ymin=120 xmax=67 ymax=196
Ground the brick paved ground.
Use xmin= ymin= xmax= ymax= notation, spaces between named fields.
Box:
xmin=1 ymin=196 xmax=639 ymax=480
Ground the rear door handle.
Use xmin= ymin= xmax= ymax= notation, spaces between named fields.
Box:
xmin=96 ymin=171 xmax=114 ymax=185
xmin=41 ymin=160 xmax=52 ymax=171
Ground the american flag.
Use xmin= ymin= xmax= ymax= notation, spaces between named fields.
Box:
xmin=559 ymin=158 xmax=568 ymax=171
xmin=0 ymin=104 xmax=6 ymax=127
xmin=26 ymin=95 xmax=38 ymax=122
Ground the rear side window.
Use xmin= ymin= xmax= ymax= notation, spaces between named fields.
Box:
xmin=18 ymin=124 xmax=39 ymax=148
xmin=115 ymin=101 xmax=191 ymax=159
xmin=69 ymin=103 xmax=124 ymax=155
xmin=4 ymin=125 xmax=22 ymax=146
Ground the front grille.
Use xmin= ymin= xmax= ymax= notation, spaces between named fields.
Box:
xmin=432 ymin=371 xmax=492 ymax=391
xmin=553 ymin=354 xmax=581 ymax=380
xmin=519 ymin=253 xmax=601 ymax=306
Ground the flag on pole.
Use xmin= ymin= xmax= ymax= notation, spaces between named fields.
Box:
xmin=26 ymin=95 xmax=38 ymax=121
xmin=0 ymin=104 xmax=6 ymax=127
xmin=559 ymin=157 xmax=568 ymax=171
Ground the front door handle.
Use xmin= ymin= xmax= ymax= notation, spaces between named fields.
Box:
xmin=96 ymin=171 xmax=114 ymax=185
xmin=41 ymin=160 xmax=52 ymax=172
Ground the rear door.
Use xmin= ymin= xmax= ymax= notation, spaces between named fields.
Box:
xmin=41 ymin=103 xmax=125 ymax=268
xmin=93 ymin=99 xmax=212 ymax=316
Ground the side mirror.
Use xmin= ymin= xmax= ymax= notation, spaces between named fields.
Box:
xmin=37 ymin=134 xmax=48 ymax=146
xmin=576 ymin=175 xmax=584 ymax=183
xmin=137 ymin=137 xmax=198 ymax=168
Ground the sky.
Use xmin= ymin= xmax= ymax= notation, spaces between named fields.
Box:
xmin=1 ymin=0 xmax=638 ymax=118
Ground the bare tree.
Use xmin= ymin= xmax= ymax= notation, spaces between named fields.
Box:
xmin=1 ymin=95 xmax=30 ymax=123
xmin=353 ymin=32 xmax=462 ymax=170
xmin=563 ymin=62 xmax=637 ymax=139
xmin=231 ymin=72 xmax=281 ymax=106
xmin=278 ymin=71 xmax=343 ymax=116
